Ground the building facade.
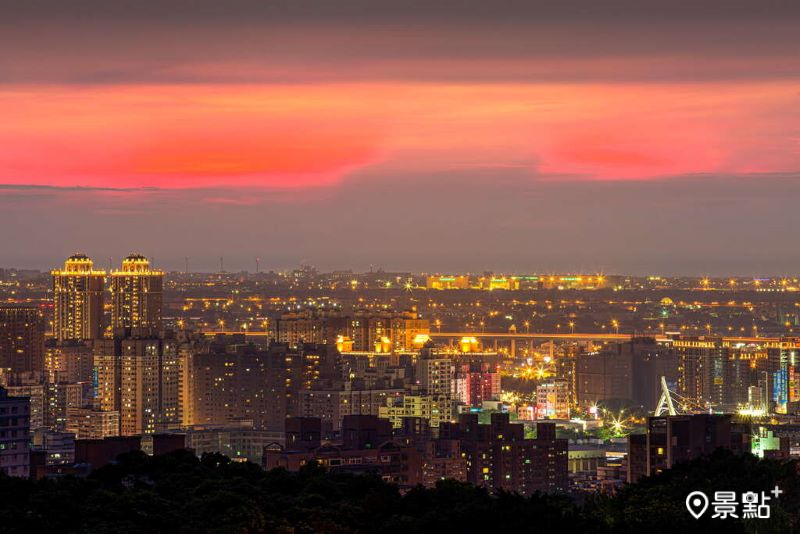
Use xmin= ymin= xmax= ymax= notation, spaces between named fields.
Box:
xmin=0 ymin=387 xmax=31 ymax=477
xmin=0 ymin=304 xmax=45 ymax=375
xmin=52 ymin=254 xmax=105 ymax=343
xmin=110 ymin=254 xmax=163 ymax=334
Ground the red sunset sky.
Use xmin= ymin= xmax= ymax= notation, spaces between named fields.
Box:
xmin=1 ymin=0 xmax=799 ymax=274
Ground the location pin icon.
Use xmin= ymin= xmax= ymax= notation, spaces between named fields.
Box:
xmin=686 ymin=491 xmax=709 ymax=519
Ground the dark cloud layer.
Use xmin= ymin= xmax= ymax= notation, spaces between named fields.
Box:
xmin=1 ymin=0 xmax=799 ymax=83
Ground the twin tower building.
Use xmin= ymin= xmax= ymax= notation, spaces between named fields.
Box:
xmin=52 ymin=254 xmax=177 ymax=437
xmin=52 ymin=253 xmax=163 ymax=342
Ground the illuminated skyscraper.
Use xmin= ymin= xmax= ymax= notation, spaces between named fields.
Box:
xmin=110 ymin=254 xmax=163 ymax=334
xmin=52 ymin=254 xmax=105 ymax=343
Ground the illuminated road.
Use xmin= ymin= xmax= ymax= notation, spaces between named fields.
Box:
xmin=430 ymin=332 xmax=632 ymax=341
xmin=429 ymin=332 xmax=795 ymax=346
xmin=201 ymin=330 xmax=793 ymax=346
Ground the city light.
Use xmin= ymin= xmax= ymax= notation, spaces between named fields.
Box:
xmin=1 ymin=2 xmax=797 ymax=529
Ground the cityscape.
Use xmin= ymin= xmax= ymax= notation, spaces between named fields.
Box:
xmin=2 ymin=258 xmax=800 ymax=516
xmin=3 ymin=0 xmax=800 ymax=532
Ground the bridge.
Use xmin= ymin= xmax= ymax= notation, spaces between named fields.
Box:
xmin=200 ymin=330 xmax=633 ymax=342
xmin=429 ymin=332 xmax=633 ymax=342
xmin=199 ymin=330 xmax=793 ymax=356
xmin=429 ymin=332 xmax=789 ymax=345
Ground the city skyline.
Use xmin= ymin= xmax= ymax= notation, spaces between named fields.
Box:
xmin=2 ymin=0 xmax=799 ymax=274
xmin=4 ymin=2 xmax=800 ymax=529
xmin=6 ymin=243 xmax=800 ymax=278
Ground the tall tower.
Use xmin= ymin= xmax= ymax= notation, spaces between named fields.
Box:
xmin=110 ymin=254 xmax=163 ymax=335
xmin=52 ymin=254 xmax=105 ymax=343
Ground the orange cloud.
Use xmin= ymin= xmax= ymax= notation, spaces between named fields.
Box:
xmin=0 ymin=82 xmax=797 ymax=190
xmin=0 ymin=86 xmax=385 ymax=189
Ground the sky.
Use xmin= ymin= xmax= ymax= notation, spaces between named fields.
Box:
xmin=1 ymin=0 xmax=799 ymax=275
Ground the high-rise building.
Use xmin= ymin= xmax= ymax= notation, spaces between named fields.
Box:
xmin=94 ymin=335 xmax=180 ymax=436
xmin=674 ymin=337 xmax=781 ymax=411
xmin=52 ymin=254 xmax=105 ymax=343
xmin=576 ymin=343 xmax=633 ymax=405
xmin=0 ymin=386 xmax=31 ymax=478
xmin=191 ymin=342 xmax=341 ymax=431
xmin=0 ymin=304 xmax=45 ymax=375
xmin=576 ymin=339 xmax=679 ymax=410
xmin=110 ymin=254 xmax=163 ymax=334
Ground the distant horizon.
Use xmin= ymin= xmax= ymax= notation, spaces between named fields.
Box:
xmin=3 ymin=258 xmax=798 ymax=279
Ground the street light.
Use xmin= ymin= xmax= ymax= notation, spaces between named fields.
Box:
xmin=611 ymin=319 xmax=619 ymax=334
xmin=569 ymin=321 xmax=575 ymax=334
